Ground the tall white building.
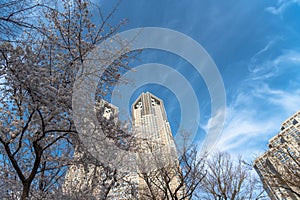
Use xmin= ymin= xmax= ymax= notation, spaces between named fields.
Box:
xmin=132 ymin=92 xmax=177 ymax=157
xmin=132 ymin=92 xmax=182 ymax=199
xmin=63 ymin=92 xmax=182 ymax=199
xmin=254 ymin=110 xmax=300 ymax=200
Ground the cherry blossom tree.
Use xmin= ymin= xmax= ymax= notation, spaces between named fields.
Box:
xmin=0 ymin=0 xmax=133 ymax=199
xmin=0 ymin=0 xmax=42 ymax=42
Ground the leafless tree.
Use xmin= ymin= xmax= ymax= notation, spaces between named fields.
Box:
xmin=137 ymin=144 xmax=207 ymax=200
xmin=200 ymin=151 xmax=267 ymax=200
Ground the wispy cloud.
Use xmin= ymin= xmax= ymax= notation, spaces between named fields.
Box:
xmin=248 ymin=49 xmax=300 ymax=80
xmin=216 ymin=42 xmax=300 ymax=158
xmin=266 ymin=0 xmax=300 ymax=15
xmin=204 ymin=44 xmax=300 ymax=157
xmin=251 ymin=39 xmax=280 ymax=62
xmin=200 ymin=43 xmax=300 ymax=159
xmin=212 ymin=84 xmax=300 ymax=157
xmin=214 ymin=93 xmax=276 ymax=152
xmin=253 ymin=85 xmax=300 ymax=114
xmin=201 ymin=108 xmax=226 ymax=152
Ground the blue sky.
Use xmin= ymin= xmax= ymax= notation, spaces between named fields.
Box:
xmin=97 ymin=0 xmax=300 ymax=159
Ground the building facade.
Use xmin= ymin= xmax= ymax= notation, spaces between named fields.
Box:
xmin=254 ymin=110 xmax=300 ymax=200
xmin=132 ymin=92 xmax=182 ymax=199
xmin=132 ymin=92 xmax=177 ymax=160
xmin=63 ymin=92 xmax=182 ymax=199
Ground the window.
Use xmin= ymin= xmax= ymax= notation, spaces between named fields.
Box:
xmin=293 ymin=119 xmax=298 ymax=125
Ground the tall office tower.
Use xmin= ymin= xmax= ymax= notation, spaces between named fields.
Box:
xmin=254 ymin=110 xmax=300 ymax=200
xmin=132 ymin=92 xmax=182 ymax=198
xmin=132 ymin=92 xmax=177 ymax=153
xmin=63 ymin=93 xmax=183 ymax=199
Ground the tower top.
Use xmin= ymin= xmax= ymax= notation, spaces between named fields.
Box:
xmin=132 ymin=91 xmax=167 ymax=121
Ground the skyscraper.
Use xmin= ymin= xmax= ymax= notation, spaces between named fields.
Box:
xmin=254 ymin=110 xmax=300 ymax=200
xmin=132 ymin=92 xmax=177 ymax=159
xmin=132 ymin=92 xmax=181 ymax=199
xmin=63 ymin=92 xmax=182 ymax=199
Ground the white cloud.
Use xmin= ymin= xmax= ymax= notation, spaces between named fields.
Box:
xmin=215 ymin=46 xmax=300 ymax=159
xmin=202 ymin=43 xmax=300 ymax=160
xmin=253 ymin=84 xmax=300 ymax=114
xmin=251 ymin=40 xmax=278 ymax=62
xmin=266 ymin=0 xmax=300 ymax=15
xmin=214 ymin=95 xmax=277 ymax=152
xmin=249 ymin=50 xmax=300 ymax=80
xmin=205 ymin=83 xmax=300 ymax=159
xmin=200 ymin=108 xmax=226 ymax=152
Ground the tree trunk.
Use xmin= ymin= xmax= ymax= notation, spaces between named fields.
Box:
xmin=21 ymin=182 xmax=30 ymax=200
